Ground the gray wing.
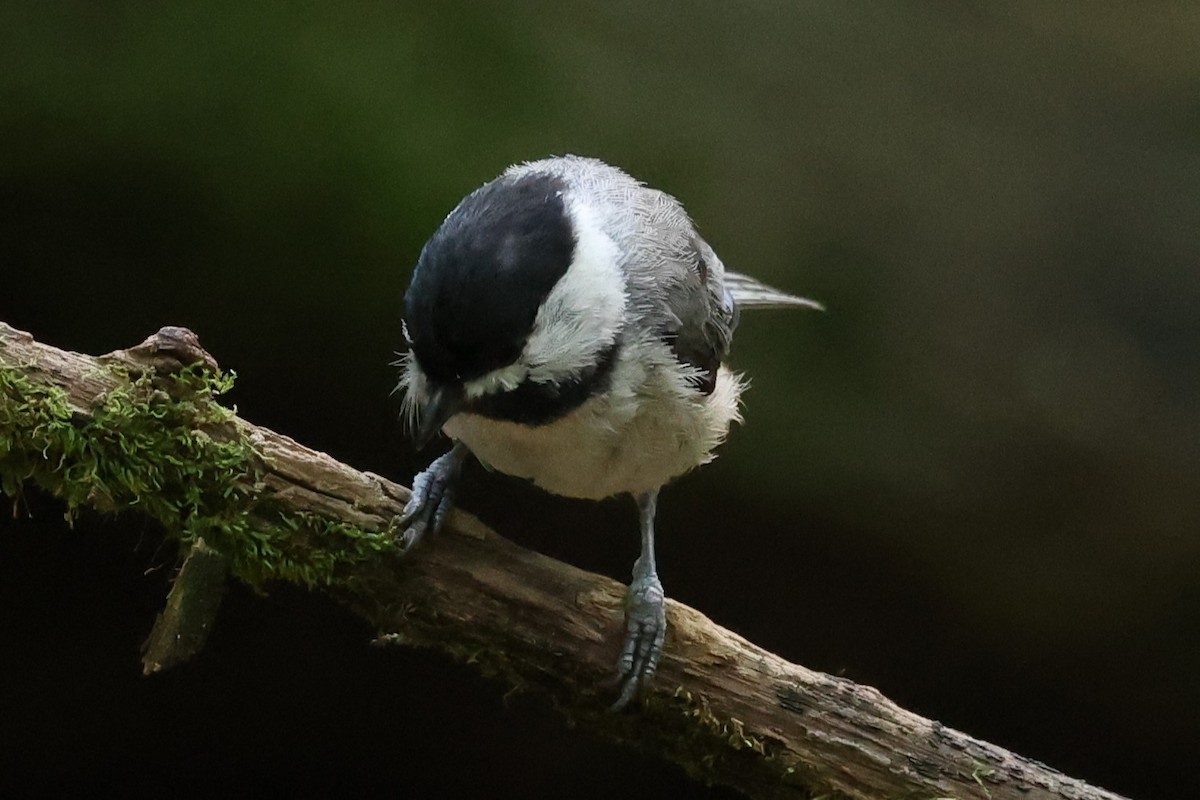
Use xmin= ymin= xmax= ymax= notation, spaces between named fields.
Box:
xmin=554 ymin=162 xmax=732 ymax=395
xmin=622 ymin=193 xmax=822 ymax=395
xmin=523 ymin=156 xmax=736 ymax=394
xmin=660 ymin=234 xmax=737 ymax=395
xmin=510 ymin=156 xmax=817 ymax=394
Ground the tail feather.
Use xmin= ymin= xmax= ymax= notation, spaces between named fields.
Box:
xmin=725 ymin=271 xmax=824 ymax=311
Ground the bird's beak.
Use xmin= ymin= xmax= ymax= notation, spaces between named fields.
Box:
xmin=415 ymin=383 xmax=464 ymax=450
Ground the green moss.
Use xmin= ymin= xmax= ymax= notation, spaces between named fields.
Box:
xmin=0 ymin=362 xmax=394 ymax=590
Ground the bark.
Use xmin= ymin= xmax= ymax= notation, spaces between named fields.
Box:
xmin=0 ymin=322 xmax=1129 ymax=800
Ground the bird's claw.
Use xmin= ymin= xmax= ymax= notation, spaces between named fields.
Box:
xmin=610 ymin=573 xmax=666 ymax=711
xmin=397 ymin=447 xmax=464 ymax=553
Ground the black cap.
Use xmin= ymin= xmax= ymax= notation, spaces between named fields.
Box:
xmin=403 ymin=171 xmax=575 ymax=385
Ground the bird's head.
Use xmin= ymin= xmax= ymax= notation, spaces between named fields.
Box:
xmin=399 ymin=170 xmax=626 ymax=445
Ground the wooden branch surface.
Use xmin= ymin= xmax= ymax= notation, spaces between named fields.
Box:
xmin=0 ymin=322 xmax=1129 ymax=800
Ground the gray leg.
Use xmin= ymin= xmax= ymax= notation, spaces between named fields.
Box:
xmin=611 ymin=490 xmax=667 ymax=711
xmin=397 ymin=441 xmax=470 ymax=552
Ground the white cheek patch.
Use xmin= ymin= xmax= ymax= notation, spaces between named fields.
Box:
xmin=463 ymin=196 xmax=626 ymax=400
xmin=523 ymin=198 xmax=625 ymax=378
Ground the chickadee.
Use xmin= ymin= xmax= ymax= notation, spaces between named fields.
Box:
xmin=397 ymin=155 xmax=820 ymax=709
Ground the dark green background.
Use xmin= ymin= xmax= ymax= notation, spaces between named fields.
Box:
xmin=3 ymin=3 xmax=1198 ymax=798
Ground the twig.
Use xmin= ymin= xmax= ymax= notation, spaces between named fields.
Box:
xmin=141 ymin=537 xmax=228 ymax=674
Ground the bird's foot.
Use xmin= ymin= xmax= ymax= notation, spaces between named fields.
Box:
xmin=610 ymin=572 xmax=667 ymax=711
xmin=396 ymin=445 xmax=466 ymax=552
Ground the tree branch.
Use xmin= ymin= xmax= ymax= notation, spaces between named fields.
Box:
xmin=0 ymin=321 xmax=1128 ymax=800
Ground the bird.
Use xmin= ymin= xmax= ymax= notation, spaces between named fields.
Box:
xmin=395 ymin=155 xmax=821 ymax=710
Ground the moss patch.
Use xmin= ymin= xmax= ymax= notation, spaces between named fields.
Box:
xmin=0 ymin=361 xmax=394 ymax=589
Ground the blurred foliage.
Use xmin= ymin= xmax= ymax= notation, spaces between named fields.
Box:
xmin=2 ymin=2 xmax=1199 ymax=797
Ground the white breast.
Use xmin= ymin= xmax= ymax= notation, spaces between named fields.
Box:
xmin=442 ymin=340 xmax=744 ymax=500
